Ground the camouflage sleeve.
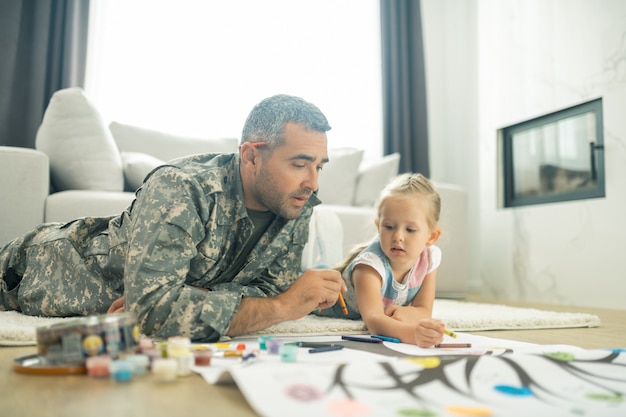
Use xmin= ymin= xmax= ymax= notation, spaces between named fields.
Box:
xmin=123 ymin=167 xmax=240 ymax=342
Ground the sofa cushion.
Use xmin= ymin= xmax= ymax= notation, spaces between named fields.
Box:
xmin=301 ymin=205 xmax=345 ymax=271
xmin=35 ymin=88 xmax=124 ymax=192
xmin=110 ymin=121 xmax=239 ymax=162
xmin=0 ymin=146 xmax=49 ymax=245
xmin=353 ymin=152 xmax=401 ymax=207
xmin=120 ymin=151 xmax=166 ymax=191
xmin=316 ymin=148 xmax=364 ymax=206
xmin=45 ymin=190 xmax=136 ymax=223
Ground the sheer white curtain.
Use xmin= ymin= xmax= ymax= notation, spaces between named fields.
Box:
xmin=85 ymin=0 xmax=383 ymax=160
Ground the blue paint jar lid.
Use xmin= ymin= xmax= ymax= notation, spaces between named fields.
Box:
xmin=109 ymin=359 xmax=133 ymax=382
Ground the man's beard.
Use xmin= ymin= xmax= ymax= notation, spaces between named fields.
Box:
xmin=255 ymin=166 xmax=311 ymax=220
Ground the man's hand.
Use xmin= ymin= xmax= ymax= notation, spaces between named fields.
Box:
xmin=276 ymin=269 xmax=346 ymax=318
xmin=226 ymin=269 xmax=346 ymax=337
xmin=107 ymin=296 xmax=125 ymax=314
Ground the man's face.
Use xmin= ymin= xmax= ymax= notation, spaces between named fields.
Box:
xmin=251 ymin=122 xmax=328 ymax=219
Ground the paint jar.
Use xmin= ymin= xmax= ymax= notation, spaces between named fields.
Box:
xmin=279 ymin=343 xmax=298 ymax=363
xmin=167 ymin=336 xmax=193 ymax=376
xmin=109 ymin=359 xmax=133 ymax=382
xmin=258 ymin=335 xmax=274 ymax=350
xmin=193 ymin=347 xmax=213 ymax=366
xmin=36 ymin=312 xmax=139 ymax=365
xmin=138 ymin=337 xmax=154 ymax=353
xmin=214 ymin=342 xmax=231 ymax=350
xmin=144 ymin=347 xmax=163 ymax=365
xmin=266 ymin=338 xmax=285 ymax=355
xmin=151 ymin=358 xmax=178 ymax=383
xmin=126 ymin=354 xmax=150 ymax=376
xmin=86 ymin=355 xmax=111 ymax=377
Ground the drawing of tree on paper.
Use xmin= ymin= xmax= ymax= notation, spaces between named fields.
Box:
xmin=232 ymin=351 xmax=626 ymax=417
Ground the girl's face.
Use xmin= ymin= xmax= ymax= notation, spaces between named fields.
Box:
xmin=375 ymin=194 xmax=440 ymax=274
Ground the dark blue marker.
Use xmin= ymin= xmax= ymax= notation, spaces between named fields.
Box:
xmin=309 ymin=345 xmax=344 ymax=354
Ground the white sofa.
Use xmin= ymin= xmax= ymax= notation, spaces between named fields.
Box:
xmin=0 ymin=88 xmax=468 ymax=297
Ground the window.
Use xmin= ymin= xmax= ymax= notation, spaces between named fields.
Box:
xmin=85 ymin=0 xmax=383 ymax=160
xmin=498 ymin=98 xmax=605 ymax=208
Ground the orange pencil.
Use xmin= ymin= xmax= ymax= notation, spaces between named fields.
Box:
xmin=338 ymin=293 xmax=348 ymax=315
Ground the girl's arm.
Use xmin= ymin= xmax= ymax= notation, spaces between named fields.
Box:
xmin=385 ymin=269 xmax=438 ymax=322
xmin=353 ymin=265 xmax=444 ymax=347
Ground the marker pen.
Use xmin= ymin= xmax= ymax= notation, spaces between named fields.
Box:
xmin=371 ymin=335 xmax=401 ymax=343
xmin=309 ymin=345 xmax=344 ymax=353
xmin=341 ymin=335 xmax=382 ymax=343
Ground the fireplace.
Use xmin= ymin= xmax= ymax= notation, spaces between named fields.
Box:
xmin=498 ymin=98 xmax=605 ymax=208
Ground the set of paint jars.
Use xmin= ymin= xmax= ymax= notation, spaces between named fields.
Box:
xmin=84 ymin=335 xmax=216 ymax=382
xmin=85 ymin=353 xmax=150 ymax=381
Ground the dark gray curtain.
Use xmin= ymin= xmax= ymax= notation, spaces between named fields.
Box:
xmin=380 ymin=0 xmax=429 ymax=176
xmin=0 ymin=0 xmax=90 ymax=148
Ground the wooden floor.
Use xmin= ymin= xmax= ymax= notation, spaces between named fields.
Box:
xmin=464 ymin=295 xmax=626 ymax=349
xmin=1 ymin=297 xmax=625 ymax=417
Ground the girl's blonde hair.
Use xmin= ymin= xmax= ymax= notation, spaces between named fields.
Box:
xmin=335 ymin=173 xmax=441 ymax=273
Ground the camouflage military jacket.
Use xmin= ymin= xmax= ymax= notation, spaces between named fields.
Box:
xmin=110 ymin=153 xmax=318 ymax=341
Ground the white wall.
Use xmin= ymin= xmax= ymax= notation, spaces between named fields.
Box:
xmin=423 ymin=0 xmax=626 ymax=310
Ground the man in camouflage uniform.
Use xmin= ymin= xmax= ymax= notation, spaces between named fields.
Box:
xmin=0 ymin=94 xmax=346 ymax=342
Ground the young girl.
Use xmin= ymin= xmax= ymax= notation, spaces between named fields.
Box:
xmin=318 ymin=173 xmax=446 ymax=347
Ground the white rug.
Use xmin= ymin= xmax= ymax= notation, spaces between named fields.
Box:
xmin=0 ymin=299 xmax=601 ymax=346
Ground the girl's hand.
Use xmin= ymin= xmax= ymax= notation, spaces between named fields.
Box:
xmin=413 ymin=318 xmax=445 ymax=348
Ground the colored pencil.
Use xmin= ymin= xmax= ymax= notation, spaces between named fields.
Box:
xmin=338 ymin=293 xmax=349 ymax=315
xmin=435 ymin=343 xmax=471 ymax=348
xmin=444 ymin=328 xmax=458 ymax=339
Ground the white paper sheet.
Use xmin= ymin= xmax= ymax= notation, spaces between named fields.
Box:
xmin=192 ymin=334 xmax=626 ymax=417
xmin=382 ymin=331 xmax=585 ymax=356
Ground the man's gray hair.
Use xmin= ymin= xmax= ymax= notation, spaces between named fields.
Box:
xmin=241 ymin=94 xmax=331 ymax=147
